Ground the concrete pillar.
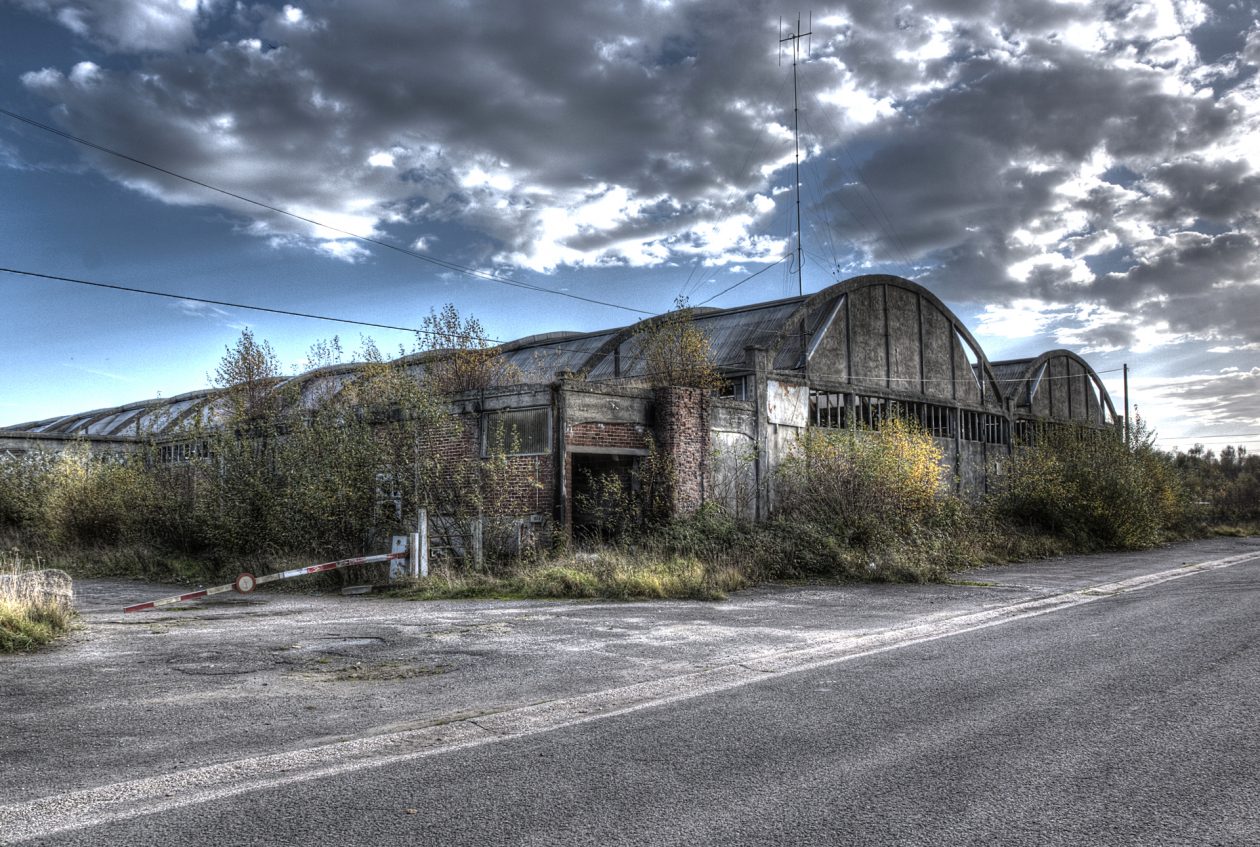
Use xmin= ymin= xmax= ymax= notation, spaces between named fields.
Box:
xmin=746 ymin=346 xmax=770 ymax=521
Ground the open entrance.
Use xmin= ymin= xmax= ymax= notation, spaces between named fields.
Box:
xmin=570 ymin=451 xmax=641 ymax=537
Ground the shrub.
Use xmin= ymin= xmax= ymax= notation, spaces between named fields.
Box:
xmin=0 ymin=451 xmax=56 ymax=537
xmin=995 ymin=422 xmax=1188 ymax=550
xmin=776 ymin=417 xmax=945 ymax=548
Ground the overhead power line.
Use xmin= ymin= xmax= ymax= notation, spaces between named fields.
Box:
xmin=695 ymin=257 xmax=788 ymax=307
xmin=0 ymin=264 xmax=633 ymax=352
xmin=0 ymin=106 xmax=653 ymax=317
xmin=0 ymin=266 xmax=431 ymax=335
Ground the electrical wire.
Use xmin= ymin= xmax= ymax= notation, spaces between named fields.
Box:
xmin=694 ymin=257 xmax=789 ymax=307
xmin=0 ymin=263 xmax=774 ymax=371
xmin=0 ymin=106 xmax=654 ymax=317
xmin=0 ymin=266 xmax=434 ymax=335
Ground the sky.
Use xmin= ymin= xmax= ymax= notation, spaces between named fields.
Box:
xmin=1 ymin=0 xmax=1257 ymax=454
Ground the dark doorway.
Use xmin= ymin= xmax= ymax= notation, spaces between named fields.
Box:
xmin=571 ymin=452 xmax=641 ymax=536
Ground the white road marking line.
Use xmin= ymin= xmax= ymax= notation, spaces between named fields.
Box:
xmin=2 ymin=550 xmax=1256 ymax=844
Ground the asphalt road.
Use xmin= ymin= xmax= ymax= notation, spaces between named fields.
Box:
xmin=4 ymin=537 xmax=1259 ymax=845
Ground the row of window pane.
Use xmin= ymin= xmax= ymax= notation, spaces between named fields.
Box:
xmin=809 ymin=391 xmax=1008 ymax=445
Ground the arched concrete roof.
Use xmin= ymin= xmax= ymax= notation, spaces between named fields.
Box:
xmin=764 ymin=274 xmax=1007 ymax=406
xmin=992 ymin=349 xmax=1118 ymax=424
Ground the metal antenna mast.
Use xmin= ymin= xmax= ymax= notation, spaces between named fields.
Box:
xmin=780 ymin=13 xmax=812 ymax=297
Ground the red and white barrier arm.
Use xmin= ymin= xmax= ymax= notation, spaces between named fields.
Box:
xmin=123 ymin=551 xmax=408 ymax=613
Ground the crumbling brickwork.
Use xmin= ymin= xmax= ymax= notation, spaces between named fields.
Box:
xmin=653 ymin=386 xmax=709 ymax=516
xmin=420 ymin=412 xmax=552 ymax=518
xmin=567 ymin=421 xmax=649 ymax=451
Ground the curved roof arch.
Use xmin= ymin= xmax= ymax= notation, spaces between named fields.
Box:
xmin=991 ymin=349 xmax=1118 ymax=425
xmin=764 ymin=274 xmax=1007 ymax=406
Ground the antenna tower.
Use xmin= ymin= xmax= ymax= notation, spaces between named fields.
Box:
xmin=780 ymin=13 xmax=812 ymax=297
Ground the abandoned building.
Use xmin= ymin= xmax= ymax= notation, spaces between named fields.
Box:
xmin=1 ymin=274 xmax=1120 ymax=530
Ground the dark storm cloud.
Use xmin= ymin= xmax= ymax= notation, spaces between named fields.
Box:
xmin=18 ymin=0 xmax=814 ymax=267
xmin=12 ymin=0 xmax=1260 ymax=350
xmin=1140 ymin=158 xmax=1260 ymax=224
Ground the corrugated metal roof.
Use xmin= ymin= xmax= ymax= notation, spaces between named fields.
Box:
xmin=503 ymin=330 xmax=621 ymax=379
xmin=989 ymin=358 xmax=1034 ymax=386
xmin=1 ymin=295 xmax=816 ymax=435
xmin=586 ymin=299 xmax=803 ymax=380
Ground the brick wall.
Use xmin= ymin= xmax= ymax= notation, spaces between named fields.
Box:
xmin=419 ymin=412 xmax=552 ymax=519
xmin=567 ymin=421 xmax=649 ymax=451
xmin=654 ymin=386 xmax=709 ymax=516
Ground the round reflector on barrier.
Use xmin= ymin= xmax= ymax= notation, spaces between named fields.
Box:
xmin=234 ymin=572 xmax=257 ymax=594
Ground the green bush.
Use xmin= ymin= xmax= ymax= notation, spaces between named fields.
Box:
xmin=776 ymin=418 xmax=946 ymax=549
xmin=995 ymin=423 xmax=1189 ymax=550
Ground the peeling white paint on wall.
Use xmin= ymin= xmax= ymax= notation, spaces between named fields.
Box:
xmin=765 ymin=380 xmax=808 ymax=427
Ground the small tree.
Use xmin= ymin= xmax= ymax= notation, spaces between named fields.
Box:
xmin=635 ymin=299 xmax=724 ymax=390
xmin=212 ymin=328 xmax=283 ymax=423
xmin=416 ymin=304 xmax=520 ymax=395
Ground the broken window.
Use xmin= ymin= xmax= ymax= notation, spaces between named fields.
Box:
xmin=808 ymin=390 xmax=844 ymax=428
xmin=716 ymin=375 xmax=751 ymax=401
xmin=482 ymin=407 xmax=550 ymax=456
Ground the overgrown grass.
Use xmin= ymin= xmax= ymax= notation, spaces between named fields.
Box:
xmin=1206 ymin=521 xmax=1260 ymax=538
xmin=394 ymin=552 xmax=749 ymax=602
xmin=1 ymin=552 xmax=76 ymax=652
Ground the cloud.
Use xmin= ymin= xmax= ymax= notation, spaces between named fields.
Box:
xmin=15 ymin=0 xmax=207 ymax=52
xmin=12 ymin=0 xmax=1260 ymax=357
xmin=1131 ymin=367 xmax=1260 ymax=447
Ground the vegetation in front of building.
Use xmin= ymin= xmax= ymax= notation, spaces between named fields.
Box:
xmin=1 ymin=309 xmax=1256 ymax=603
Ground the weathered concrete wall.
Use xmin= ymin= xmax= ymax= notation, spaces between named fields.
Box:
xmin=921 ymin=300 xmax=954 ymax=401
xmin=710 ymin=429 xmax=757 ymax=519
xmin=759 ymin=378 xmax=807 ymax=514
xmin=0 ymin=432 xmax=139 ymax=457
xmin=1068 ymin=359 xmax=1087 ymax=422
xmin=710 ymin=399 xmax=756 ymax=439
xmin=563 ymin=385 xmax=651 ymax=427
xmin=952 ymin=339 xmax=981 ymax=406
xmin=959 ymin=441 xmax=987 ymax=498
xmin=1049 ymin=355 xmax=1068 ymax=420
xmin=887 ymin=285 xmax=921 ymax=388
xmin=710 ymin=396 xmax=758 ymax=517
xmin=848 ymin=284 xmax=887 ymax=390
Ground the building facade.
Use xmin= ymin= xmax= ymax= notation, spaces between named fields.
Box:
xmin=2 ymin=275 xmax=1120 ymax=531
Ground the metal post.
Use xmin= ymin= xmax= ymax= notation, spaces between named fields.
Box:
xmin=419 ymin=508 xmax=429 ymax=578
xmin=1123 ymin=363 xmax=1130 ymax=446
